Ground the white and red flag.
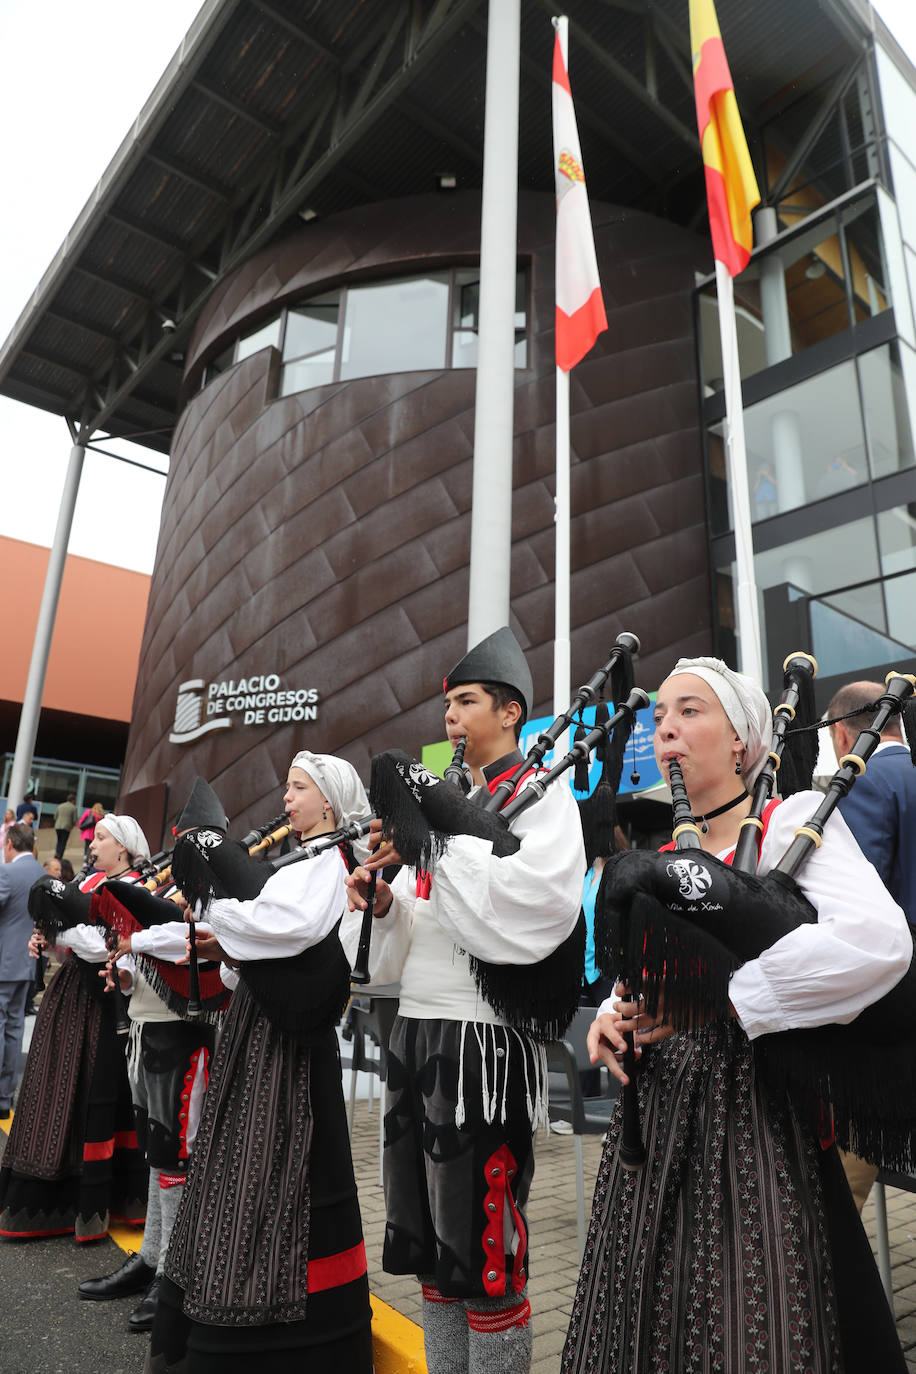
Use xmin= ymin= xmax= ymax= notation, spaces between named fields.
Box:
xmin=552 ymin=17 xmax=607 ymax=372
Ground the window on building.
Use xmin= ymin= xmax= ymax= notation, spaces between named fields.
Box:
xmin=698 ymin=191 xmax=891 ymax=392
xmin=859 ymin=341 xmax=916 ymax=479
xmin=236 ymin=318 xmax=282 ymax=362
xmin=708 ymin=359 xmax=869 ymax=535
xmin=339 ymin=275 xmax=450 ymax=380
xmin=715 ymin=515 xmax=885 ymax=685
xmin=201 ymin=267 xmax=530 ymax=397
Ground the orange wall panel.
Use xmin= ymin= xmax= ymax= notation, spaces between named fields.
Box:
xmin=1 ymin=536 xmax=149 ymax=722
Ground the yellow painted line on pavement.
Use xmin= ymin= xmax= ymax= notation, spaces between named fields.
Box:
xmin=1 ymin=1114 xmax=428 ymax=1370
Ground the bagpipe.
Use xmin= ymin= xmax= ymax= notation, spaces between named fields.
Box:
xmin=89 ymin=814 xmax=294 ymax=1025
xmin=148 ymin=807 xmax=361 ymax=1044
xmin=360 ymin=634 xmax=648 ymax=1041
xmin=28 ymin=856 xmax=144 ymax=1035
xmin=597 ymin=659 xmax=916 ymax=1170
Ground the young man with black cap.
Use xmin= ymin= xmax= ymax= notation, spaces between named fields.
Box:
xmin=342 ymin=627 xmax=585 ymax=1374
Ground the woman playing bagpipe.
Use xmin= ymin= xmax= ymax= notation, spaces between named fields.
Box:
xmin=143 ymin=751 xmax=373 ymax=1374
xmin=561 ymin=657 xmax=913 ymax=1374
xmin=77 ymin=780 xmax=225 ymax=1332
xmin=0 ymin=815 xmax=150 ymax=1243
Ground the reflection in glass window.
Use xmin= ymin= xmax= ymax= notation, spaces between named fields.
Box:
xmin=285 ymin=298 xmax=339 ymax=359
xmin=236 ymin=318 xmax=282 ymax=362
xmin=452 ymin=269 xmax=528 ymax=367
xmin=716 ymin=516 xmax=883 ymax=684
xmin=280 ymin=293 xmax=339 ymax=397
xmin=878 ymin=506 xmax=916 ymax=647
xmin=280 ymin=351 xmax=336 ymax=395
xmin=698 ymin=191 xmax=890 ymax=391
xmin=340 ymin=275 xmax=449 ymax=380
xmin=709 ymin=360 xmax=867 ymax=534
xmin=859 ymin=343 xmax=915 ymax=479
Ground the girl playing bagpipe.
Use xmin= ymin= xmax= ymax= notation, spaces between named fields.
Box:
xmin=562 ymin=656 xmax=913 ymax=1374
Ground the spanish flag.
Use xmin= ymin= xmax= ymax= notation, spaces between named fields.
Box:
xmin=690 ymin=0 xmax=760 ymax=276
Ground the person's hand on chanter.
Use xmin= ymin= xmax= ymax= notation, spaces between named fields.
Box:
xmin=587 ymin=983 xmax=676 ymax=1084
xmin=179 ymin=926 xmax=235 ymax=967
xmin=345 ymin=864 xmax=393 ymax=917
xmin=28 ymin=929 xmax=45 ymax=959
xmin=358 ymin=817 xmax=401 ymax=874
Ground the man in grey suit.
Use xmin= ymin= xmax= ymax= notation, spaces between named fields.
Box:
xmin=0 ymin=823 xmax=44 ymax=1118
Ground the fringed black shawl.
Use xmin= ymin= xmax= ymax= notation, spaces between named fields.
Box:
xmin=92 ymin=881 xmax=229 ymax=1023
xmin=369 ymin=748 xmax=583 ymax=1043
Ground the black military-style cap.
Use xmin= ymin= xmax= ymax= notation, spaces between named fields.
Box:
xmin=443 ymin=626 xmax=533 ymax=721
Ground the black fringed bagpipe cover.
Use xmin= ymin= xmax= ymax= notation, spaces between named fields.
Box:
xmin=92 ymin=880 xmax=230 ymax=1024
xmin=169 ymin=828 xmax=352 ymax=1046
xmin=368 ymin=749 xmax=585 ymax=1044
xmin=596 ymin=846 xmax=916 ymax=1170
xmin=28 ymin=874 xmax=92 ymax=945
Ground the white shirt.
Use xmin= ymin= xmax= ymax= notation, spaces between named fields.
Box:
xmin=597 ymin=791 xmax=911 ymax=1038
xmin=338 ymin=775 xmax=586 ymax=1023
xmin=204 ymin=847 xmax=348 ymax=962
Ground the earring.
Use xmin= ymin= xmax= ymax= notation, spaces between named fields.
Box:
xmin=322 ymin=805 xmax=329 ymax=819
xmin=735 ymin=755 xmax=742 ymax=775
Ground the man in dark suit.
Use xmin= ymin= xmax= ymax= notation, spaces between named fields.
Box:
xmin=828 ymin=679 xmax=916 ymax=1210
xmin=0 ymin=823 xmax=45 ymax=1118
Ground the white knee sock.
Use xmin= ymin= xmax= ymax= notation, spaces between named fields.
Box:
xmin=156 ymin=1175 xmax=185 ymax=1275
xmin=467 ymin=1293 xmax=532 ymax=1374
xmin=421 ymin=1281 xmax=469 ymax=1374
xmin=138 ymin=1167 xmax=161 ymax=1268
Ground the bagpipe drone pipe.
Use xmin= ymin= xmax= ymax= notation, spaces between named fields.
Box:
xmin=596 ymin=666 xmax=916 ymax=1170
xmin=365 ymin=635 xmax=649 ymax=1043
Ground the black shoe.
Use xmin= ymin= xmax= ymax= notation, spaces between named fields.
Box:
xmin=128 ymin=1276 xmax=161 ymax=1333
xmin=78 ymin=1252 xmax=156 ymax=1301
xmin=0 ymin=1108 xmax=10 ymax=1121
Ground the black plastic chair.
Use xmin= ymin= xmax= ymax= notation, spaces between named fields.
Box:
xmin=345 ymin=994 xmax=399 ymax=1184
xmin=545 ymin=1006 xmax=619 ymax=1258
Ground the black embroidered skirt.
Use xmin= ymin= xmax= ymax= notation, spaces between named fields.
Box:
xmin=147 ymin=979 xmax=371 ymax=1372
xmin=561 ymin=1021 xmax=905 ymax=1374
xmin=0 ymin=955 xmax=146 ymax=1241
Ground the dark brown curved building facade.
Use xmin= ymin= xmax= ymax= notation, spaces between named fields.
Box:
xmin=120 ymin=190 xmax=712 ymax=842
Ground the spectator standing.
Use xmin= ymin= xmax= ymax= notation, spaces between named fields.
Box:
xmin=828 ymin=679 xmax=916 ymax=1213
xmin=78 ymin=801 xmax=105 ymax=857
xmin=53 ymin=795 xmax=78 ymax=861
xmin=15 ymin=794 xmax=38 ymax=823
xmin=0 ymin=811 xmax=14 ymax=862
xmin=0 ymin=824 xmax=44 ymax=1117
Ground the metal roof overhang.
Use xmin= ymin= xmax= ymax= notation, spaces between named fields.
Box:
xmin=0 ymin=0 xmax=876 ymax=457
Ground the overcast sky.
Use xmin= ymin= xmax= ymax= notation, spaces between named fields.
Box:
xmin=2 ymin=0 xmax=914 ymax=575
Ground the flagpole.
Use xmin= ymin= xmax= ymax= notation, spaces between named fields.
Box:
xmin=714 ymin=258 xmax=762 ymax=682
xmin=554 ymin=363 xmax=571 ymax=754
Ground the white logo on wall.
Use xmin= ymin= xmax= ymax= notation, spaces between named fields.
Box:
xmin=169 ymin=675 xmax=320 ymax=745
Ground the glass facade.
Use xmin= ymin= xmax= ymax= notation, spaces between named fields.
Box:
xmin=0 ymin=754 xmax=121 ymax=822
xmin=200 ymin=268 xmax=529 ymax=396
xmin=698 ymin=192 xmax=891 ymax=393
xmin=703 ymin=159 xmax=916 ymax=692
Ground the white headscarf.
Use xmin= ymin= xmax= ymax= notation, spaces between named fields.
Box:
xmin=99 ymin=813 xmax=151 ymax=864
xmin=289 ymin=751 xmax=371 ymax=862
xmin=667 ymin=656 xmax=772 ymax=786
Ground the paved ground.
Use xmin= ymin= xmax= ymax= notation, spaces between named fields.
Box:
xmin=4 ymin=848 xmax=916 ymax=1374
xmin=347 ymin=1084 xmax=916 ymax=1372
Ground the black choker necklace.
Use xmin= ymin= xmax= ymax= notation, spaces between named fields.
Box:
xmin=697 ymin=791 xmax=748 ymax=834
